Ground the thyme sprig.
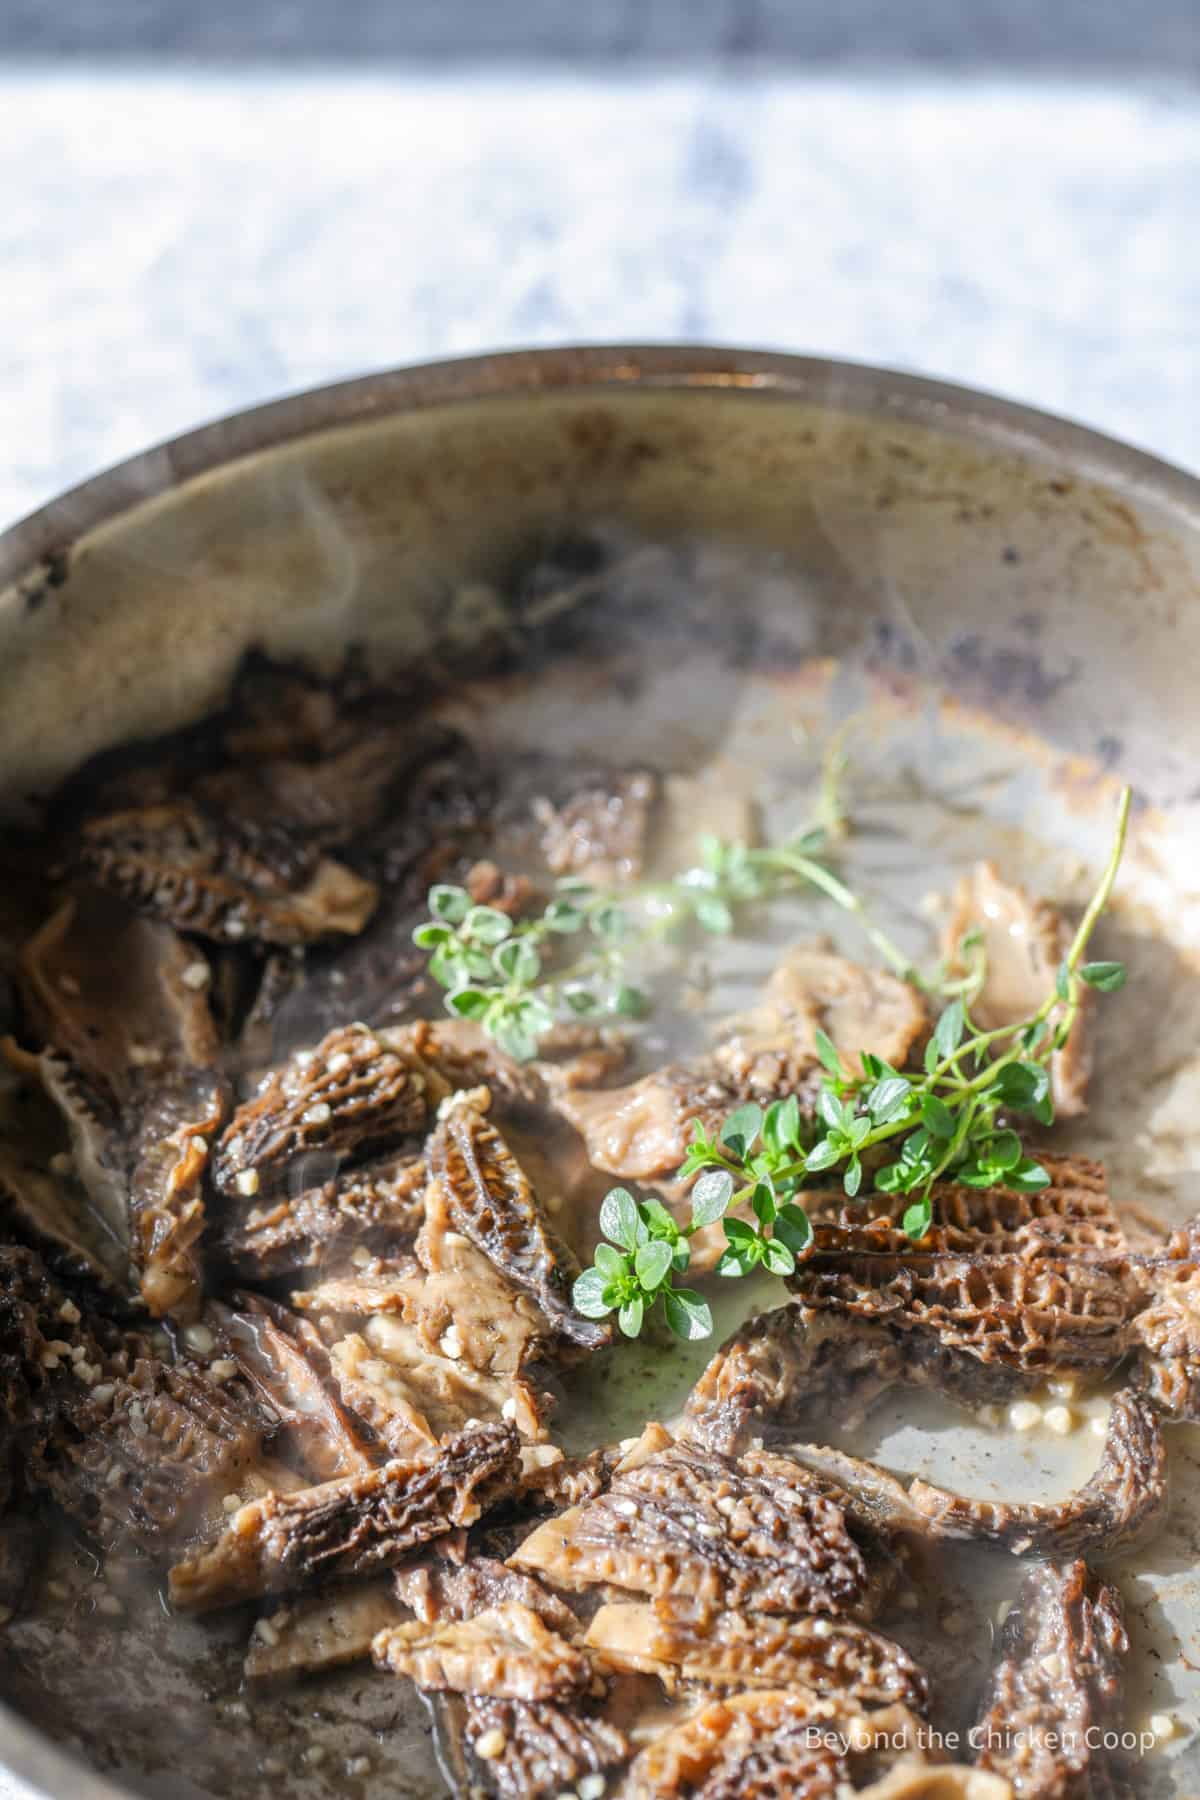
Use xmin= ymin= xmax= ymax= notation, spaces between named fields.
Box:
xmin=412 ymin=824 xmax=922 ymax=1062
xmin=573 ymin=786 xmax=1132 ymax=1340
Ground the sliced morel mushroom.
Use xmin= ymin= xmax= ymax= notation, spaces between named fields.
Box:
xmin=168 ymin=1421 xmax=523 ymax=1611
xmin=425 ymin=1087 xmax=610 ymax=1352
xmin=128 ymin=1069 xmax=228 ymax=1318
xmin=244 ymin=1580 xmax=403 ymax=1681
xmin=295 ymin=1181 xmax=549 ymax=1380
xmin=553 ymin=1060 xmax=752 ymax=1188
xmin=510 ymin=1437 xmax=883 ymax=1620
xmin=34 ymin=1353 xmax=271 ymax=1558
xmin=213 ymin=1023 xmax=435 ymax=1198
xmin=372 ymin=1600 xmax=591 ymax=1701
xmin=910 ymin=1388 xmax=1168 ymax=1557
xmin=712 ymin=941 xmax=928 ymax=1088
xmin=808 ymin=1154 xmax=1123 ymax=1260
xmin=532 ymin=767 xmax=658 ymax=885
xmin=971 ymin=1559 xmax=1128 ymax=1799
xmin=0 ymin=1137 xmax=129 ymax=1297
xmin=942 ymin=861 xmax=1092 ymax=1117
xmin=584 ymin=1601 xmax=928 ymax=1711
xmin=1129 ymin=1216 xmax=1200 ymax=1421
xmin=457 ymin=1696 xmax=630 ymax=1800
xmin=683 ymin=1304 xmax=1032 ymax=1456
xmin=393 ymin=1551 xmax=578 ymax=1634
xmin=15 ymin=894 xmax=220 ymax=1098
xmin=322 ymin=1316 xmax=549 ymax=1457
xmin=1 ymin=1044 xmax=128 ymax=1252
xmin=76 ymin=799 xmax=378 ymax=946
xmin=213 ymin=1294 xmax=379 ymax=1481
xmin=624 ymin=1691 xmax=930 ymax=1800
xmin=219 ymin=1146 xmax=426 ymax=1281
xmin=0 ymin=1244 xmax=269 ymax=1556
xmin=789 ymin=1251 xmax=1137 ymax=1380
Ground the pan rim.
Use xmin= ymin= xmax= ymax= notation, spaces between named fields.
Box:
xmin=2 ymin=342 xmax=1199 ymax=596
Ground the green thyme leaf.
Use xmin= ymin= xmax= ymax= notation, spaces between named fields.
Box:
xmin=867 ymin=1075 xmax=911 ymax=1125
xmin=1005 ymin=1157 xmax=1052 ymax=1192
xmin=428 ymin=884 xmax=471 ymax=924
xmin=762 ymin=1095 xmax=802 ymax=1157
xmin=933 ymin=999 xmax=965 ymax=1061
xmin=446 ymin=987 xmax=491 ymax=1020
xmin=463 ymin=905 xmax=513 ymax=945
xmin=572 ymin=1269 xmax=613 ymax=1318
xmin=663 ymin=1288 xmax=713 ymax=1341
xmin=751 ymin=1182 xmax=777 ymax=1227
xmin=618 ymin=1297 xmax=645 ymax=1338
xmin=805 ymin=1137 xmax=842 ymax=1174
xmin=903 ymin=1197 xmax=933 ymax=1240
xmin=591 ymin=904 xmax=629 ymax=942
xmin=640 ymin=1196 xmax=680 ymax=1240
xmin=692 ymin=894 xmax=735 ymax=935
xmin=634 ymin=1240 xmax=673 ymax=1291
xmin=763 ymin=1237 xmax=796 ymax=1276
xmin=775 ymin=1203 xmax=813 ymax=1255
xmin=691 ymin=1169 xmax=734 ymax=1229
xmin=543 ymin=898 xmax=585 ymax=933
xmin=814 ymin=1028 xmax=842 ymax=1075
xmin=1079 ymin=960 xmax=1126 ymax=992
xmin=721 ymin=1104 xmax=763 ymax=1157
xmin=493 ymin=939 xmax=541 ymax=984
xmin=920 ymin=1094 xmax=956 ymax=1140
xmin=592 ymin=1243 xmax=627 ymax=1283
xmin=599 ymin=1188 xmax=641 ymax=1251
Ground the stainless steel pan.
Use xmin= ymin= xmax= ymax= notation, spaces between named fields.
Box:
xmin=1 ymin=347 xmax=1198 ymax=1798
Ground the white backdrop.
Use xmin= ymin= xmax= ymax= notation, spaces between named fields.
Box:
xmin=1 ymin=68 xmax=1198 ymax=529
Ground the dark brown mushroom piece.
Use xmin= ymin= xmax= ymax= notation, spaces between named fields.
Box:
xmin=788 ymin=1251 xmax=1137 ymax=1382
xmin=15 ymin=893 xmax=220 ymax=1097
xmin=0 ymin=1244 xmax=271 ymax=1557
xmin=317 ymin=1315 xmax=550 ymax=1458
xmin=624 ymin=1691 xmax=937 ymax=1800
xmin=532 ymin=768 xmax=658 ymax=885
xmin=910 ymin=1388 xmax=1168 ymax=1557
xmin=373 ymin=1599 xmax=591 ymax=1701
xmin=1129 ymin=1215 xmax=1200 ymax=1420
xmin=168 ymin=1420 xmax=523 ymax=1612
xmin=295 ymin=1182 xmax=552 ymax=1382
xmin=712 ymin=940 xmax=928 ymax=1088
xmin=212 ymin=1293 xmax=380 ymax=1482
xmin=425 ymin=1087 xmax=611 ymax=1353
xmin=212 ymin=1022 xmax=437 ymax=1198
xmin=217 ymin=1144 xmax=427 ymax=1281
xmin=453 ymin=1695 xmax=631 ymax=1800
xmin=510 ymin=1434 xmax=890 ymax=1621
xmin=584 ymin=1599 xmax=929 ymax=1712
xmin=683 ymin=1303 xmax=1033 ymax=1456
xmin=76 ymin=800 xmax=378 ymax=947
xmin=244 ymin=1580 xmax=403 ymax=1681
xmin=393 ymin=1550 xmax=578 ymax=1635
xmin=808 ymin=1153 xmax=1124 ymax=1260
xmin=0 ymin=1137 xmax=130 ymax=1299
xmin=972 ymin=1559 xmax=1128 ymax=1799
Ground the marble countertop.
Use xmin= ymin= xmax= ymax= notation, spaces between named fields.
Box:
xmin=1 ymin=65 xmax=1199 ymax=533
